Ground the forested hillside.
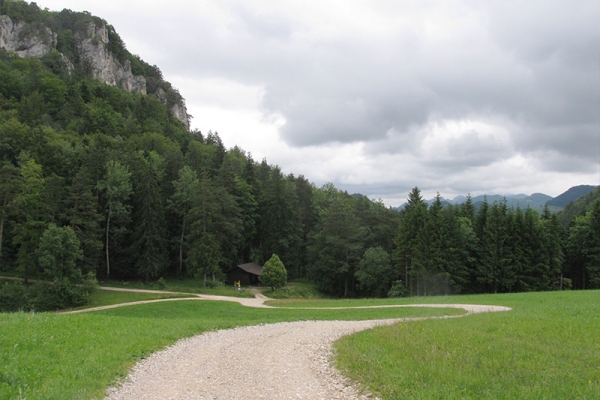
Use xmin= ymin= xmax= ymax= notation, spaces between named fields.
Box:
xmin=1 ymin=1 xmax=599 ymax=311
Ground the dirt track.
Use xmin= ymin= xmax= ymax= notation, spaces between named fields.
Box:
xmin=87 ymin=288 xmax=510 ymax=399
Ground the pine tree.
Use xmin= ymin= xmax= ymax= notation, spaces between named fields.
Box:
xmin=131 ymin=153 xmax=167 ymax=280
xmin=394 ymin=187 xmax=429 ymax=295
xmin=307 ymin=189 xmax=361 ymax=296
xmin=65 ymin=169 xmax=103 ymax=274
xmin=478 ymin=200 xmax=513 ymax=293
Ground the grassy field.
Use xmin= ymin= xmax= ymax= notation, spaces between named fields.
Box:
xmin=334 ymin=290 xmax=600 ymax=399
xmin=2 ymin=287 xmax=597 ymax=399
xmin=0 ymin=296 xmax=460 ymax=399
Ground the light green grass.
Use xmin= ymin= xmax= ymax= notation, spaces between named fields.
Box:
xmin=0 ymin=300 xmax=459 ymax=399
xmin=334 ymin=290 xmax=600 ymax=399
xmin=100 ymin=278 xmax=255 ymax=298
xmin=75 ymin=289 xmax=193 ymax=309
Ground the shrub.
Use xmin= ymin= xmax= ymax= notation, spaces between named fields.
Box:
xmin=388 ymin=280 xmax=408 ymax=298
xmin=0 ymin=281 xmax=32 ymax=312
xmin=156 ymin=277 xmax=166 ymax=290
xmin=259 ymin=254 xmax=287 ymax=291
xmin=31 ymin=278 xmax=89 ymax=311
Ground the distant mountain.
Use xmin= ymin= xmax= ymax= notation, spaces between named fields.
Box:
xmin=557 ymin=187 xmax=600 ymax=227
xmin=450 ymin=195 xmax=467 ymax=204
xmin=546 ymin=185 xmax=597 ymax=208
xmin=394 ymin=186 xmax=596 ymax=212
xmin=529 ymin=193 xmax=554 ymax=204
xmin=470 ymin=193 xmax=552 ymax=212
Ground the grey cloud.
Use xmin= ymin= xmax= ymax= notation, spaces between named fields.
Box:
xmin=72 ymin=0 xmax=597 ymax=201
xmin=426 ymin=131 xmax=514 ymax=171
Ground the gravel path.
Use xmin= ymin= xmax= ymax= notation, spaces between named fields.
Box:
xmin=103 ymin=299 xmax=510 ymax=400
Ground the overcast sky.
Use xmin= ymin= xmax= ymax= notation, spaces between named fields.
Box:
xmin=38 ymin=0 xmax=599 ymax=206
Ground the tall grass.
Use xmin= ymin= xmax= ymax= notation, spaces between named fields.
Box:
xmin=334 ymin=290 xmax=600 ymax=399
xmin=0 ymin=300 xmax=459 ymax=399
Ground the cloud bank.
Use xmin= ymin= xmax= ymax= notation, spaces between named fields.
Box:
xmin=40 ymin=0 xmax=600 ymax=204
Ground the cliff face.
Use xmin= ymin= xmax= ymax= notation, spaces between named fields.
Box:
xmin=0 ymin=14 xmax=190 ymax=129
xmin=75 ymin=21 xmax=147 ymax=95
xmin=0 ymin=14 xmax=55 ymax=57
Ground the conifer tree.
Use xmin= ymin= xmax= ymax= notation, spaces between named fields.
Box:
xmin=131 ymin=153 xmax=167 ymax=280
xmin=260 ymin=253 xmax=287 ymax=290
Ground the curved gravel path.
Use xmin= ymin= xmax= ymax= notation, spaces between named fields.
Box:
xmin=98 ymin=289 xmax=510 ymax=400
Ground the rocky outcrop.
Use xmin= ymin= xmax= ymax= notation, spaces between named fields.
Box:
xmin=74 ymin=21 xmax=146 ymax=95
xmin=155 ymin=87 xmax=190 ymax=130
xmin=170 ymin=102 xmax=190 ymax=130
xmin=0 ymin=15 xmax=56 ymax=57
xmin=0 ymin=14 xmax=190 ymax=129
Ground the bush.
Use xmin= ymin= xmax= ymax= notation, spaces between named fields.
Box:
xmin=0 ymin=281 xmax=32 ymax=312
xmin=388 ymin=280 xmax=408 ymax=298
xmin=156 ymin=277 xmax=166 ymax=290
xmin=82 ymin=271 xmax=99 ymax=294
xmin=204 ymin=280 xmax=220 ymax=289
xmin=31 ymin=278 xmax=89 ymax=311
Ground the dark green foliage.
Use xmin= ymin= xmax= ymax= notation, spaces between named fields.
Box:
xmin=1 ymin=0 xmax=42 ymax=23
xmin=565 ymin=199 xmax=600 ymax=289
xmin=355 ymin=246 xmax=394 ymax=297
xmin=394 ymin=187 xmax=430 ymax=296
xmin=478 ymin=200 xmax=513 ymax=293
xmin=387 ymin=280 xmax=407 ymax=298
xmin=30 ymin=277 xmax=89 ymax=310
xmin=130 ymin=153 xmax=168 ymax=280
xmin=0 ymin=281 xmax=30 ymax=311
xmin=97 ymin=160 xmax=132 ymax=277
xmin=0 ymin=276 xmax=95 ymax=312
xmin=37 ymin=223 xmax=83 ymax=281
xmin=260 ymin=253 xmax=288 ymax=290
xmin=557 ymin=187 xmax=600 ymax=228
xmin=307 ymin=186 xmax=362 ymax=297
xmin=0 ymin=1 xmax=594 ymax=304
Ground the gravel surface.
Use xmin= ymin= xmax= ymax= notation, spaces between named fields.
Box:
xmin=104 ymin=304 xmax=510 ymax=400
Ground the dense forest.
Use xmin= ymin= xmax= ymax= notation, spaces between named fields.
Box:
xmin=0 ymin=1 xmax=598 ymax=310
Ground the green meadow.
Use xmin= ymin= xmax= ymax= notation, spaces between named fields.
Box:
xmin=0 ymin=295 xmax=458 ymax=399
xmin=0 ymin=289 xmax=598 ymax=399
xmin=334 ymin=290 xmax=600 ymax=399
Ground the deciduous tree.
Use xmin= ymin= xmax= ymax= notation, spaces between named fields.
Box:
xmin=97 ymin=160 xmax=132 ymax=277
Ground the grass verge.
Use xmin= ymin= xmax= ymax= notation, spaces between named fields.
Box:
xmin=73 ymin=289 xmax=193 ymax=309
xmin=0 ymin=300 xmax=460 ymax=399
xmin=99 ymin=278 xmax=255 ymax=298
xmin=334 ymin=290 xmax=600 ymax=399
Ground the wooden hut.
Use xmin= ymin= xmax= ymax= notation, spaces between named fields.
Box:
xmin=227 ymin=263 xmax=262 ymax=286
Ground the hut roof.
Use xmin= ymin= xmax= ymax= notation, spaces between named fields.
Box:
xmin=237 ymin=262 xmax=263 ymax=276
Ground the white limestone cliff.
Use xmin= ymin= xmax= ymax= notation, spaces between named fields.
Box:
xmin=0 ymin=15 xmax=55 ymax=57
xmin=0 ymin=15 xmax=190 ymax=129
xmin=74 ymin=21 xmax=147 ymax=95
